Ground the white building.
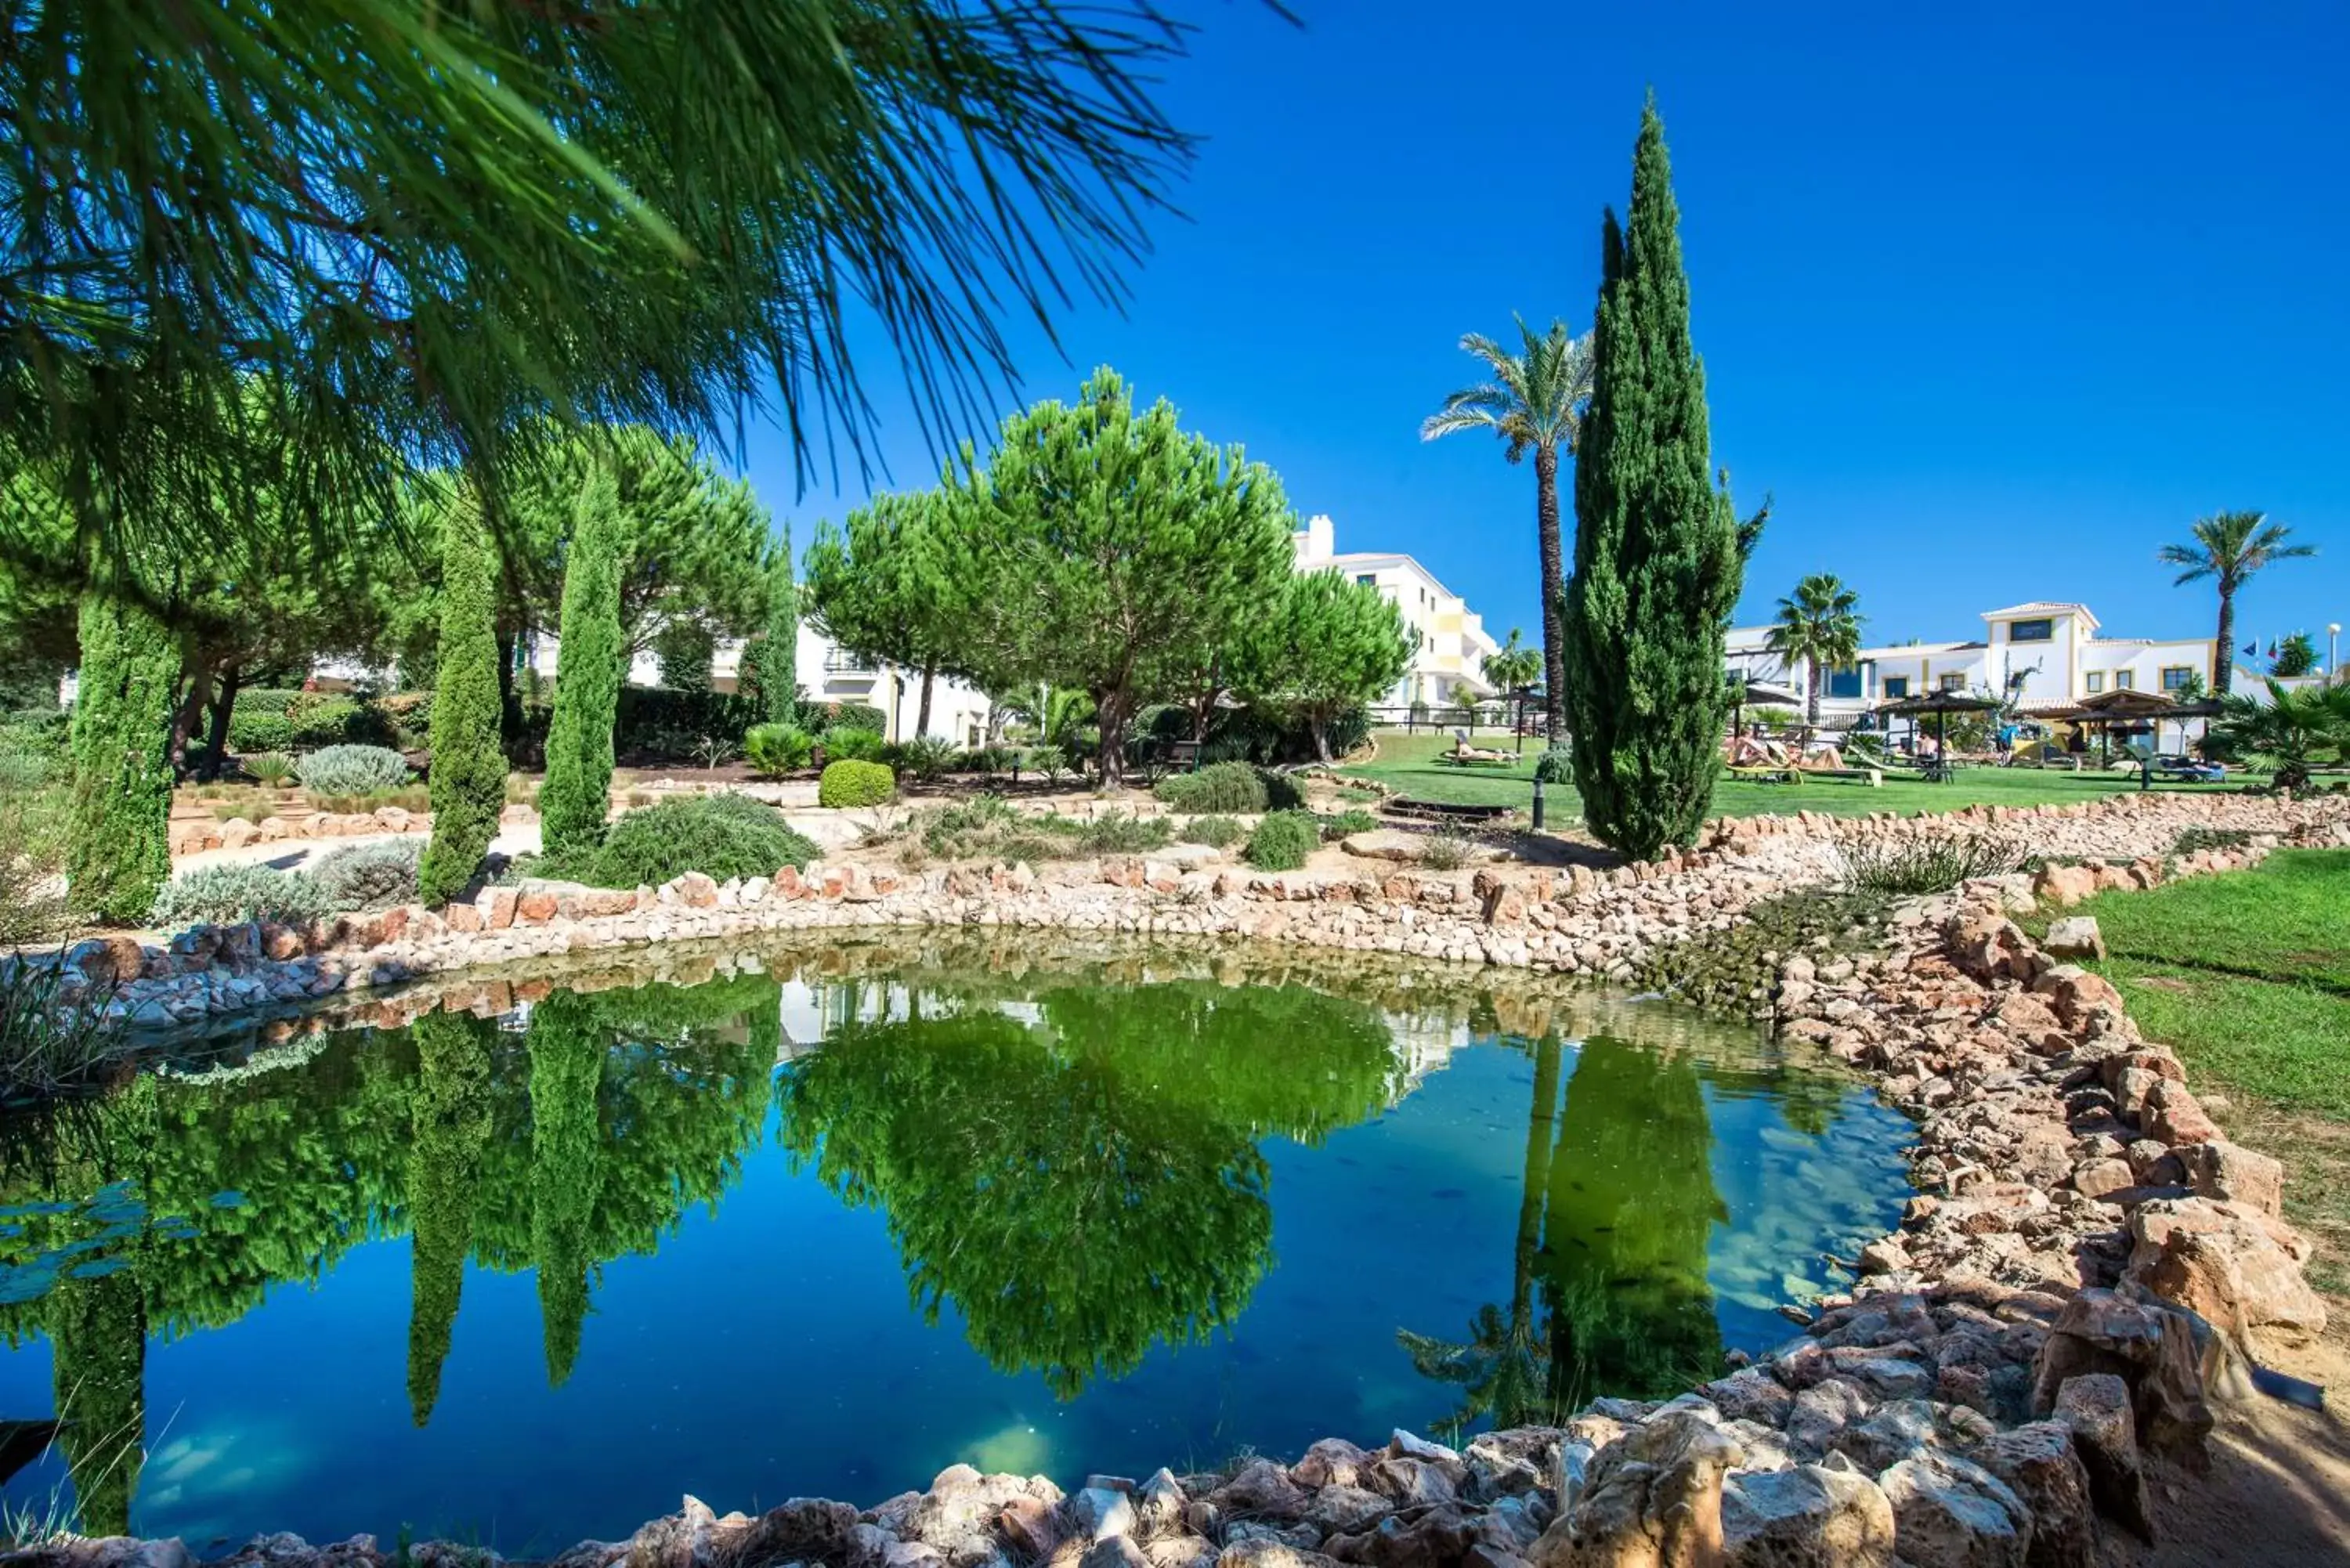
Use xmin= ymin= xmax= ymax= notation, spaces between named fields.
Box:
xmin=1292 ymin=514 xmax=1501 ymax=710
xmin=1726 ymin=599 xmax=2237 ymax=723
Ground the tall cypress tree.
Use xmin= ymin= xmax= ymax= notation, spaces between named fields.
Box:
xmin=752 ymin=526 xmax=800 ymax=724
xmin=540 ymin=473 xmax=625 ymax=859
xmin=66 ymin=568 xmax=181 ymax=923
xmin=527 ymin=994 xmax=606 ymax=1386
xmin=1563 ymin=96 xmax=1744 ymax=859
xmin=418 ymin=494 xmax=508 ymax=905
xmin=406 ymin=1006 xmax=494 ymax=1425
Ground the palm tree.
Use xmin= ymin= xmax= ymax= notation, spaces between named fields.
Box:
xmin=2211 ymin=677 xmax=2350 ymax=790
xmin=2159 ymin=512 xmax=2317 ymax=695
xmin=1422 ymin=319 xmax=1594 ymax=740
xmin=1763 ymin=574 xmax=1865 ymax=728
xmin=1482 ymin=627 xmax=1543 ymax=717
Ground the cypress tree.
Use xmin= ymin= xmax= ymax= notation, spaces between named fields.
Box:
xmin=1563 ymin=96 xmax=1744 ymax=859
xmin=540 ymin=473 xmax=625 ymax=858
xmin=67 ymin=572 xmax=181 ymax=923
xmin=418 ymin=496 xmax=508 ymax=905
xmin=406 ymin=1006 xmax=494 ymax=1425
xmin=752 ymin=526 xmax=800 ymax=724
xmin=527 ymin=994 xmax=606 ymax=1386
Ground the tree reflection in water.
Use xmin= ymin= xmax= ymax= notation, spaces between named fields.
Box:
xmin=775 ymin=980 xmax=1401 ymax=1398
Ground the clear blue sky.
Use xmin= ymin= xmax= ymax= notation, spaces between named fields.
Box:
xmin=736 ymin=0 xmax=2347 ymax=665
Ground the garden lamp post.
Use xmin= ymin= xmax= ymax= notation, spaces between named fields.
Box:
xmin=2330 ymin=622 xmax=2341 ymax=682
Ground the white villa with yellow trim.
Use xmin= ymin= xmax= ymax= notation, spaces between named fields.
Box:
xmin=1726 ymin=600 xmax=2227 ymax=720
xmin=1292 ymin=514 xmax=1501 ymax=710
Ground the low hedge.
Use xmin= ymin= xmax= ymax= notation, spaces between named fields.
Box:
xmin=1155 ymin=761 xmax=1268 ymax=814
xmin=819 ymin=759 xmax=896 ymax=808
xmin=149 ymin=863 xmax=334 ymax=933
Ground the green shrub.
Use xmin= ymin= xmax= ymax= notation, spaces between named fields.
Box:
xmin=1243 ymin=809 xmax=1320 ymax=871
xmin=744 ymin=723 xmax=815 ymax=777
xmin=822 ymin=726 xmax=886 ymax=762
xmin=1836 ymin=836 xmax=2027 ymax=898
xmin=1533 ymin=746 xmax=1574 ymax=785
xmin=1319 ymin=808 xmax=1380 ymax=839
xmin=149 ymin=863 xmax=334 ymax=932
xmin=227 ymin=708 xmax=297 ymax=753
xmin=819 ymin=759 xmax=896 ymax=808
xmin=1184 ymin=815 xmax=1244 ymax=848
xmin=894 ymin=735 xmax=958 ymax=782
xmin=1155 ymin=761 xmax=1269 ymax=814
xmin=1025 ymin=743 xmax=1070 ymax=781
xmin=2172 ymin=826 xmax=2254 ymax=857
xmin=550 ymin=793 xmax=817 ymax=887
xmin=297 ymin=743 xmax=411 ymax=797
xmin=612 ymin=686 xmax=762 ymax=763
xmin=1419 ymin=829 xmax=1475 ymax=872
xmin=244 ymin=752 xmax=297 ymax=786
xmin=909 ymin=796 xmax=1171 ymax=861
xmin=311 ymin=838 xmax=425 ymax=911
xmin=0 ymin=960 xmax=130 ymax=1098
xmin=0 ymin=779 xmax=70 ymax=945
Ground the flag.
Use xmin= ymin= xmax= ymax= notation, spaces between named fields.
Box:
xmin=2268 ymin=639 xmax=2280 ymax=659
xmin=2243 ymin=641 xmax=2258 ymax=657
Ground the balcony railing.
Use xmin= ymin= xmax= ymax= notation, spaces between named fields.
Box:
xmin=823 ymin=650 xmax=878 ymax=674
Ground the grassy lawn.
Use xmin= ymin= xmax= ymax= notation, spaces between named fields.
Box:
xmin=2050 ymin=850 xmax=2350 ymax=1296
xmin=1343 ymin=729 xmax=2240 ymax=819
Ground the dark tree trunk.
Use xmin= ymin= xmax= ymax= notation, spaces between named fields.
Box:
xmin=1535 ymin=446 xmax=1568 ymax=740
xmin=1311 ymin=711 xmax=1333 ymax=765
xmin=496 ymin=630 xmax=522 ymax=747
xmin=916 ymin=659 xmax=936 ymax=736
xmin=1095 ymin=688 xmax=1126 ymax=789
xmin=199 ymin=662 xmax=243 ymax=779
xmin=168 ymin=660 xmax=212 ymax=772
xmin=1806 ymin=663 xmax=1822 ymax=728
xmin=2213 ymin=582 xmax=2236 ymax=695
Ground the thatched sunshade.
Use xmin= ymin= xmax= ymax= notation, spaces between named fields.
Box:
xmin=1875 ymin=691 xmax=2001 ymax=774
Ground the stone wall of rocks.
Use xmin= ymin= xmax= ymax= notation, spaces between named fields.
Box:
xmin=14 ymin=789 xmax=2350 ymax=1568
xmin=38 ymin=790 xmax=2350 ymax=1032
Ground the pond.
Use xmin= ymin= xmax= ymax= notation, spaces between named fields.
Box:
xmin=0 ymin=939 xmax=1912 ymax=1555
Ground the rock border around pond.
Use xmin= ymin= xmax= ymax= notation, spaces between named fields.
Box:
xmin=10 ymin=789 xmax=2350 ymax=1568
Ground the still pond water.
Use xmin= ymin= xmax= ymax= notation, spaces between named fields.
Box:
xmin=0 ymin=940 xmax=1911 ymax=1553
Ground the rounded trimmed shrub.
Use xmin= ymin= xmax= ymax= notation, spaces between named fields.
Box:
xmin=1154 ymin=761 xmax=1268 ymax=815
xmin=150 ymin=863 xmax=333 ymax=933
xmin=298 ymin=744 xmax=411 ymax=797
xmin=311 ymin=837 xmax=425 ymax=911
xmin=822 ymin=726 xmax=886 ymax=762
xmin=744 ymin=722 xmax=815 ymax=777
xmin=566 ymin=793 xmax=818 ymax=887
xmin=227 ymin=708 xmax=297 ymax=754
xmin=1319 ymin=808 xmax=1379 ymax=839
xmin=1243 ymin=809 xmax=1320 ymax=872
xmin=1183 ymin=815 xmax=1243 ymax=849
xmin=819 ymin=759 xmax=896 ymax=809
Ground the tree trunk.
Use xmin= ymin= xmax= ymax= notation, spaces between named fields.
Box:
xmin=168 ymin=660 xmax=212 ymax=773
xmin=916 ymin=659 xmax=935 ymax=737
xmin=1535 ymin=446 xmax=1568 ymax=741
xmin=496 ymin=630 xmax=522 ymax=748
xmin=1806 ymin=663 xmax=1821 ymax=727
xmin=1311 ymin=711 xmax=1333 ymax=765
xmin=199 ymin=662 xmax=242 ymax=779
xmin=2213 ymin=583 xmax=2236 ymax=695
xmin=1510 ymin=1036 xmax=1564 ymax=1338
xmin=1095 ymin=688 xmax=1126 ymax=789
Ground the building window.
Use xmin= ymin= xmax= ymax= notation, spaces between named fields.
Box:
xmin=1882 ymin=676 xmax=1911 ymax=699
xmin=2114 ymin=670 xmax=2135 ymax=690
xmin=2160 ymin=665 xmax=2194 ymax=692
xmin=1826 ymin=666 xmax=1863 ymax=699
xmin=1938 ymin=673 xmax=1965 ymax=693
xmin=2084 ymin=672 xmax=2104 ymax=694
xmin=2008 ymin=618 xmax=2054 ymax=643
xmin=1354 ymin=573 xmax=1377 ymax=587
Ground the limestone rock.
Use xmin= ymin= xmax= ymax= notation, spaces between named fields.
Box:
xmin=1292 ymin=1440 xmax=1373 ymax=1490
xmin=1216 ymin=1541 xmax=1342 ymax=1568
xmin=1341 ymin=831 xmax=1424 ymax=862
xmin=1324 ymin=1503 xmax=1477 ymax=1568
xmin=2041 ymin=916 xmax=2105 ymax=960
xmin=1213 ymin=1461 xmax=1311 ymax=1523
xmin=2178 ymin=1140 xmax=2283 ymax=1217
xmin=1976 ymin=1422 xmax=2095 ymax=1568
xmin=2052 ymin=1373 xmax=2149 ymax=1539
xmin=1718 ymin=1464 xmax=1896 ymax=1568
xmin=1527 ymin=1408 xmax=1739 ymax=1568
xmin=2128 ymin=1198 xmax=2327 ymax=1339
xmin=1875 ymin=1451 xmax=2028 ymax=1568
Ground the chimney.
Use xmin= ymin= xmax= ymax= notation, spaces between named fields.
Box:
xmin=1296 ymin=512 xmax=1336 ymax=563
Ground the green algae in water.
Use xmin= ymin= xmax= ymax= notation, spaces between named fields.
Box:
xmin=0 ymin=938 xmax=1911 ymax=1553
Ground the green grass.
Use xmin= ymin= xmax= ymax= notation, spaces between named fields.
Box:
xmin=1342 ymin=729 xmax=2243 ymax=819
xmin=2050 ymin=850 xmax=2350 ymax=1295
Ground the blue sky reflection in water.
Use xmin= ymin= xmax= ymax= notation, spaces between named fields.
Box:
xmin=0 ymin=948 xmax=1910 ymax=1552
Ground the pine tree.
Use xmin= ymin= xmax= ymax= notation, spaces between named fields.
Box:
xmin=1563 ymin=97 xmax=1744 ymax=860
xmin=540 ymin=473 xmax=626 ymax=858
xmin=418 ymin=495 xmax=508 ymax=905
xmin=66 ymin=569 xmax=181 ymax=923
